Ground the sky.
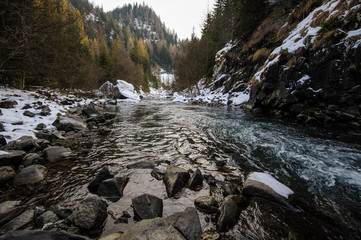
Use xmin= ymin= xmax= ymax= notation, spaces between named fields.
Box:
xmin=91 ymin=0 xmax=216 ymax=40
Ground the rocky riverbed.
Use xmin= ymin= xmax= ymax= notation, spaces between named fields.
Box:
xmin=0 ymin=87 xmax=360 ymax=240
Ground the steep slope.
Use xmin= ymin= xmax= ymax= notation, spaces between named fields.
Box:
xmin=197 ymin=0 xmax=361 ymax=131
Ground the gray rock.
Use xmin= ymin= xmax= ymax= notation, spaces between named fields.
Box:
xmin=0 ymin=166 xmax=15 ymax=183
xmin=163 ymin=165 xmax=190 ymax=197
xmin=49 ymin=205 xmax=72 ymax=219
xmin=11 ymin=121 xmax=23 ymax=125
xmin=35 ymin=211 xmax=59 ymax=228
xmin=222 ymin=183 xmax=240 ymax=197
xmin=0 ymin=135 xmax=7 ymax=146
xmin=217 ymin=195 xmax=243 ymax=232
xmin=88 ymin=167 xmax=114 ymax=193
xmin=0 ymin=201 xmax=21 ymax=216
xmin=22 ymin=153 xmax=41 ymax=167
xmin=132 ymin=194 xmax=163 ymax=221
xmin=97 ymin=177 xmax=129 ymax=197
xmin=166 ymin=207 xmax=202 ymax=240
xmin=52 ymin=116 xmax=87 ymax=132
xmin=35 ymin=123 xmax=47 ymax=130
xmin=194 ymin=196 xmax=219 ymax=214
xmin=68 ymin=194 xmax=108 ymax=230
xmin=0 ymin=100 xmax=18 ymax=109
xmin=0 ymin=230 xmax=90 ymax=240
xmin=0 ymin=210 xmax=34 ymax=234
xmin=0 ymin=151 xmax=25 ymax=167
xmin=82 ymin=107 xmax=98 ymax=118
xmin=151 ymin=167 xmax=165 ymax=180
xmin=120 ymin=218 xmax=186 ymax=240
xmin=21 ymin=104 xmax=32 ymax=110
xmin=188 ymin=168 xmax=203 ymax=190
xmin=14 ymin=165 xmax=46 ymax=185
xmin=23 ymin=110 xmax=35 ymax=118
xmin=43 ymin=146 xmax=72 ymax=163
xmin=40 ymin=106 xmax=51 ymax=116
xmin=15 ymin=136 xmax=39 ymax=151
xmin=34 ymin=206 xmax=46 ymax=219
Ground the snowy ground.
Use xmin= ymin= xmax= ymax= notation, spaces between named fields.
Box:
xmin=0 ymin=88 xmax=93 ymax=141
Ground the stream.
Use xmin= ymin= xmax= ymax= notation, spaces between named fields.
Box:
xmin=6 ymin=99 xmax=361 ymax=239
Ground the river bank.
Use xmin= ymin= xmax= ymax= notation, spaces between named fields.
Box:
xmin=0 ymin=88 xmax=360 ymax=239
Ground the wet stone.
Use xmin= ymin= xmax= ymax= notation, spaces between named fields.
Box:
xmin=132 ymin=194 xmax=163 ymax=221
xmin=97 ymin=177 xmax=129 ymax=198
xmin=88 ymin=167 xmax=114 ymax=193
xmin=163 ymin=165 xmax=190 ymax=197
xmin=34 ymin=211 xmax=59 ymax=228
xmin=14 ymin=164 xmax=46 ymax=185
xmin=217 ymin=195 xmax=243 ymax=232
xmin=0 ymin=210 xmax=34 ymax=234
xmin=222 ymin=183 xmax=241 ymax=197
xmin=0 ymin=166 xmax=15 ymax=183
xmin=43 ymin=146 xmax=72 ymax=163
xmin=194 ymin=196 xmax=219 ymax=214
xmin=49 ymin=205 xmax=73 ymax=219
xmin=151 ymin=168 xmax=165 ymax=180
xmin=15 ymin=136 xmax=39 ymax=151
xmin=127 ymin=161 xmax=156 ymax=169
xmin=22 ymin=153 xmax=41 ymax=167
xmin=188 ymin=168 xmax=203 ymax=190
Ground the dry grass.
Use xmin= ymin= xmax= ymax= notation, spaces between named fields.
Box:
xmin=248 ymin=48 xmax=272 ymax=62
xmin=289 ymin=0 xmax=323 ymax=23
xmin=310 ymin=10 xmax=329 ymax=28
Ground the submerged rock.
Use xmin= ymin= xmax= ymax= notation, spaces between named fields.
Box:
xmin=163 ymin=165 xmax=190 ymax=197
xmin=43 ymin=146 xmax=72 ymax=163
xmin=166 ymin=207 xmax=202 ymax=240
xmin=194 ymin=196 xmax=219 ymax=214
xmin=217 ymin=195 xmax=244 ymax=232
xmin=0 ymin=230 xmax=90 ymax=240
xmin=120 ymin=218 xmax=185 ymax=240
xmin=68 ymin=194 xmax=108 ymax=230
xmin=14 ymin=164 xmax=46 ymax=185
xmin=132 ymin=194 xmax=163 ymax=221
xmin=97 ymin=177 xmax=129 ymax=198
xmin=88 ymin=167 xmax=114 ymax=193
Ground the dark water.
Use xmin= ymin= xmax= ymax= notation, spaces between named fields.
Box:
xmin=5 ymin=99 xmax=361 ymax=239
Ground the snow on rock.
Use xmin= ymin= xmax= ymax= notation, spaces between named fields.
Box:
xmin=115 ymin=80 xmax=140 ymax=102
xmin=99 ymin=80 xmax=140 ymax=102
xmin=248 ymin=172 xmax=294 ymax=199
xmin=172 ymin=92 xmax=190 ymax=103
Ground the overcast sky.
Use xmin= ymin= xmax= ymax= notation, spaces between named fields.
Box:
xmin=90 ymin=0 xmax=215 ymax=39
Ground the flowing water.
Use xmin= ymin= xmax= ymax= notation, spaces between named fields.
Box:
xmin=4 ymin=99 xmax=361 ymax=239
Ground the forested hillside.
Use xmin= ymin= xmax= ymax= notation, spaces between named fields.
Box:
xmin=0 ymin=0 xmax=180 ymax=91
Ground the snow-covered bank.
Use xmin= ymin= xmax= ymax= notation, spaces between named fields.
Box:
xmin=0 ymin=88 xmax=93 ymax=141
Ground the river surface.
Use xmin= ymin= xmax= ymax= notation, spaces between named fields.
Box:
xmin=5 ymin=99 xmax=361 ymax=239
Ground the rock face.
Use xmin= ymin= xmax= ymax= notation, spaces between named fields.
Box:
xmin=0 ymin=230 xmax=90 ymax=240
xmin=0 ymin=166 xmax=15 ymax=183
xmin=13 ymin=165 xmax=46 ymax=185
xmin=97 ymin=177 xmax=129 ymax=198
xmin=194 ymin=196 xmax=219 ymax=214
xmin=166 ymin=207 xmax=202 ymax=240
xmin=0 ymin=210 xmax=34 ymax=233
xmin=120 ymin=218 xmax=186 ymax=240
xmin=132 ymin=194 xmax=163 ymax=221
xmin=217 ymin=195 xmax=243 ymax=232
xmin=43 ymin=146 xmax=72 ymax=163
xmin=68 ymin=195 xmax=108 ymax=230
xmin=163 ymin=165 xmax=190 ymax=197
xmin=88 ymin=167 xmax=114 ymax=193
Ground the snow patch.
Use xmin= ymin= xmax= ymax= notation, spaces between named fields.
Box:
xmin=115 ymin=80 xmax=140 ymax=101
xmin=249 ymin=172 xmax=294 ymax=198
xmin=0 ymin=150 xmax=9 ymax=155
xmin=297 ymin=75 xmax=311 ymax=85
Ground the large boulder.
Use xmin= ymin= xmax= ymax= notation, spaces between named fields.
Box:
xmin=14 ymin=165 xmax=46 ymax=185
xmin=120 ymin=218 xmax=186 ymax=240
xmin=0 ymin=151 xmax=25 ymax=168
xmin=163 ymin=165 xmax=190 ymax=197
xmin=0 ymin=230 xmax=90 ymax=240
xmin=0 ymin=166 xmax=15 ymax=183
xmin=132 ymin=194 xmax=163 ymax=221
xmin=97 ymin=177 xmax=129 ymax=198
xmin=34 ymin=210 xmax=59 ymax=228
xmin=22 ymin=153 xmax=41 ymax=167
xmin=217 ymin=195 xmax=244 ymax=232
xmin=14 ymin=136 xmax=39 ymax=151
xmin=68 ymin=195 xmax=108 ymax=230
xmin=242 ymin=172 xmax=294 ymax=208
xmin=99 ymin=80 xmax=140 ymax=101
xmin=0 ymin=210 xmax=34 ymax=234
xmin=88 ymin=167 xmax=114 ymax=193
xmin=43 ymin=146 xmax=72 ymax=163
xmin=52 ymin=116 xmax=87 ymax=132
xmin=166 ymin=207 xmax=202 ymax=240
xmin=194 ymin=196 xmax=219 ymax=214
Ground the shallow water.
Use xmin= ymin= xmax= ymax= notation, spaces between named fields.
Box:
xmin=4 ymin=99 xmax=361 ymax=238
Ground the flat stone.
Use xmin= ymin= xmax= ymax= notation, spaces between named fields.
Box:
xmin=0 ymin=166 xmax=15 ymax=183
xmin=0 ymin=100 xmax=18 ymax=109
xmin=163 ymin=165 xmax=190 ymax=197
xmin=43 ymin=146 xmax=72 ymax=163
xmin=88 ymin=167 xmax=114 ymax=193
xmin=0 ymin=201 xmax=21 ymax=216
xmin=166 ymin=207 xmax=202 ymax=240
xmin=120 ymin=218 xmax=186 ymax=240
xmin=0 ymin=230 xmax=90 ymax=240
xmin=68 ymin=194 xmax=108 ymax=230
xmin=194 ymin=196 xmax=219 ymax=214
xmin=0 ymin=151 xmax=25 ymax=167
xmin=132 ymin=194 xmax=163 ymax=221
xmin=14 ymin=165 xmax=46 ymax=185
xmin=23 ymin=111 xmax=35 ymax=118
